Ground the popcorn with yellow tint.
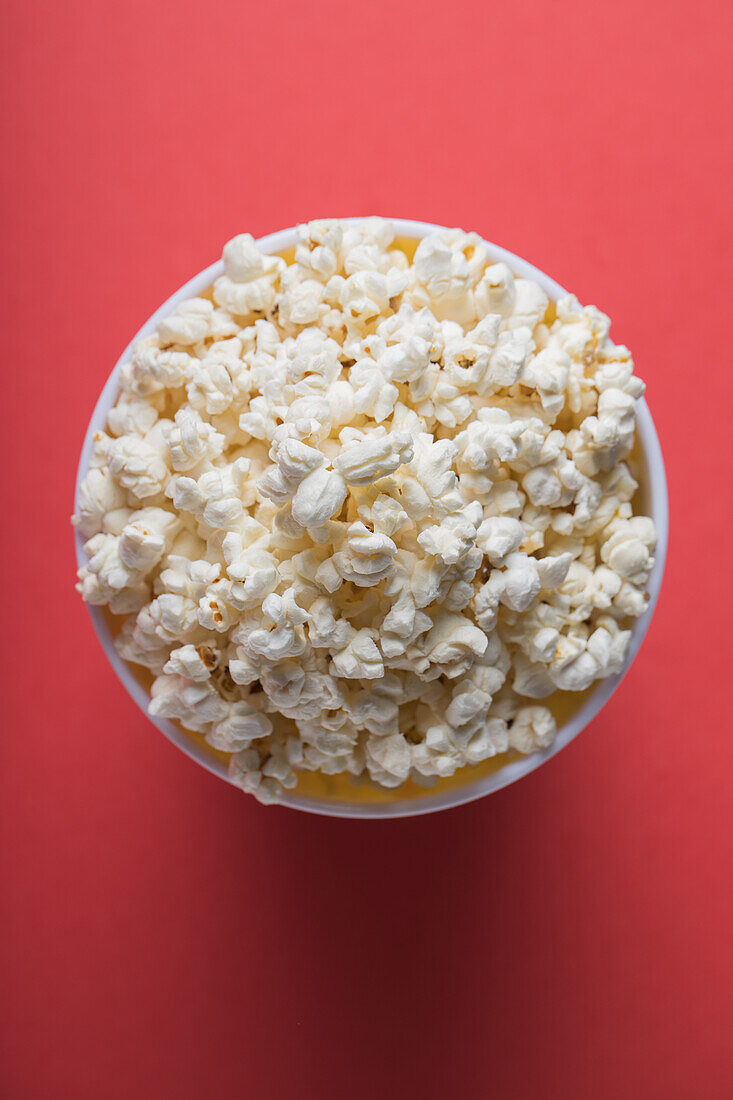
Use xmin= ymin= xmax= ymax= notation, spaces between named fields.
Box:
xmin=74 ymin=219 xmax=656 ymax=804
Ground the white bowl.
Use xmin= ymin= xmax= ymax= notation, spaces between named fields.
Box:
xmin=74 ymin=218 xmax=669 ymax=818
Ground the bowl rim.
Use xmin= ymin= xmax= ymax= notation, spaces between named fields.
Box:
xmin=73 ymin=216 xmax=669 ymax=818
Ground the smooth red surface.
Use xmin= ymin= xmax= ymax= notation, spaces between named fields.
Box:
xmin=2 ymin=1 xmax=732 ymax=1097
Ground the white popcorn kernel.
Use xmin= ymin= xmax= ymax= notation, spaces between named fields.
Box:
xmin=187 ymin=358 xmax=239 ymax=417
xmin=526 ymin=626 xmax=561 ymax=664
xmin=157 ymin=298 xmax=214 ymax=347
xmin=213 ymin=250 xmax=284 ymax=318
xmin=207 ymin=699 xmax=273 ymax=751
xmin=476 ymin=516 xmax=525 ymax=567
xmin=521 ymin=347 xmax=569 ymax=416
xmin=594 ymin=346 xmax=644 ymax=398
xmin=421 ymin=611 xmax=489 ymax=675
xmin=365 ymin=733 xmax=412 ymax=787
xmin=335 ymin=431 xmax=414 ymax=486
xmin=314 ymin=557 xmax=343 ymax=593
xmin=118 ymin=522 xmax=166 ymax=574
xmin=307 ymin=597 xmax=355 ymax=650
xmin=291 ymin=466 xmax=348 ymax=527
xmin=417 ymin=505 xmax=481 ymax=566
xmin=506 ymin=278 xmax=549 ymax=330
xmin=522 ymin=465 xmax=563 ymax=507
xmin=106 ymin=434 xmax=170 ymax=501
xmin=600 ymin=516 xmax=657 ymax=585
xmin=400 ymin=434 xmax=462 ymax=519
xmin=73 ymin=467 xmax=127 ymax=538
xmin=339 ymin=269 xmax=408 ymax=323
xmin=587 ymin=619 xmax=631 ymax=677
xmin=348 ymin=359 xmax=399 ymax=423
xmin=456 ymin=409 xmax=525 ymax=471
xmin=275 ymin=438 xmax=325 ymax=483
xmin=613 ymin=581 xmax=647 ymax=617
xmin=198 ymin=580 xmax=238 ymax=632
xmin=475 ymin=262 xmax=516 ymax=318
xmin=164 ymin=644 xmax=217 ymax=682
xmin=410 ymin=231 xmax=481 ymax=324
xmin=512 ymin=652 xmax=556 ymax=698
xmin=295 ymin=231 xmax=339 ymax=281
xmin=472 ymin=575 xmax=503 ymax=632
xmin=378 ymin=334 xmax=432 ymax=385
xmin=228 ymin=748 xmax=283 ymax=804
xmin=550 ymin=646 xmax=600 ymax=691
xmin=194 ymin=464 xmax=249 ymax=530
xmin=222 ymin=233 xmax=265 ymax=282
xmin=499 ymin=553 xmax=541 ymax=612
xmin=123 ymin=342 xmax=197 ymax=396
xmin=149 ymin=673 xmax=229 ymax=732
xmin=166 ymin=408 xmax=226 ymax=472
xmin=574 ymin=388 xmax=638 ymax=475
xmin=535 ymin=553 xmax=573 ymax=589
xmin=332 ymin=522 xmax=398 ymax=587
xmin=331 ymin=629 xmax=384 ymax=679
xmin=358 ymin=493 xmax=410 ymax=538
xmin=107 ymin=393 xmax=160 ymax=437
xmin=380 ymin=589 xmax=431 ymax=658
xmin=280 ymin=277 xmax=325 ymax=326
xmin=508 ymin=706 xmax=556 ymax=753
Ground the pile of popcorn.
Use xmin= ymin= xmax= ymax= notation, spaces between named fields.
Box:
xmin=74 ymin=219 xmax=657 ymax=803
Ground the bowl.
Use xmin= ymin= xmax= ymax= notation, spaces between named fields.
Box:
xmin=73 ymin=218 xmax=669 ymax=818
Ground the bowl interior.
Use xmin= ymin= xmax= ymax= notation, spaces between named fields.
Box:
xmin=74 ymin=218 xmax=668 ymax=818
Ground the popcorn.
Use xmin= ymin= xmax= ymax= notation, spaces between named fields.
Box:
xmin=506 ymin=279 xmax=550 ymax=331
xmin=213 ymin=249 xmax=284 ymax=319
xmin=73 ymin=466 xmax=127 ymax=538
xmin=332 ymin=522 xmax=398 ymax=587
xmin=171 ymin=458 xmax=251 ymax=530
xmin=187 ymin=354 xmax=244 ymax=417
xmin=600 ymin=516 xmax=657 ymax=585
xmin=207 ymin=700 xmax=273 ymax=751
xmin=420 ymin=610 xmax=489 ymax=677
xmin=157 ymin=298 xmax=215 ymax=347
xmin=265 ymin=445 xmax=348 ymax=528
xmin=331 ymin=628 xmax=384 ymax=679
xmin=476 ymin=516 xmax=525 ymax=566
xmin=164 ymin=643 xmax=218 ymax=681
xmin=279 ymin=276 xmax=326 ymax=326
xmin=521 ymin=346 xmax=570 ymax=417
xmin=235 ymin=589 xmax=309 ymax=663
xmin=121 ymin=341 xmax=197 ymax=396
xmin=77 ymin=533 xmax=149 ymax=611
xmin=335 ymin=431 xmax=414 ymax=486
xmin=149 ymin=673 xmax=229 ymax=732
xmin=365 ymin=733 xmax=412 ymax=787
xmin=339 ymin=269 xmax=408 ymax=323
xmin=75 ymin=219 xmax=656 ymax=804
xmin=348 ymin=358 xmax=399 ymax=423
xmin=222 ymin=233 xmax=266 ymax=282
xmin=228 ymin=746 xmax=289 ymax=804
xmin=400 ymin=434 xmax=463 ymax=519
xmin=409 ymin=230 xmax=486 ymax=324
xmin=475 ymin=262 xmax=516 ymax=318
xmin=118 ymin=521 xmax=166 ymax=573
xmin=106 ymin=431 xmax=170 ymax=501
xmin=417 ymin=503 xmax=482 ymax=565
xmin=106 ymin=393 xmax=160 ymax=437
xmin=508 ymin=706 xmax=556 ymax=753
xmin=166 ymin=408 xmax=226 ymax=472
xmin=498 ymin=552 xmax=542 ymax=613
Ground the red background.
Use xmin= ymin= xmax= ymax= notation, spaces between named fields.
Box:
xmin=2 ymin=1 xmax=732 ymax=1097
